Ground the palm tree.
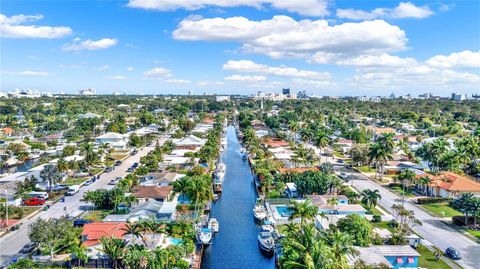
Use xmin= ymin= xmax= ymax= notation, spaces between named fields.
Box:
xmin=56 ymin=157 xmax=68 ymax=174
xmin=416 ymin=176 xmax=431 ymax=195
xmin=300 ymin=128 xmax=313 ymax=145
xmin=326 ymin=230 xmax=357 ymax=268
xmin=368 ymin=142 xmax=393 ymax=180
xmin=288 ymin=121 xmax=299 ymax=143
xmin=361 ymin=189 xmax=382 ymax=209
xmin=289 ymin=199 xmax=318 ymax=227
xmin=314 ymin=131 xmax=330 ymax=164
xmin=99 ymin=236 xmax=126 ymax=269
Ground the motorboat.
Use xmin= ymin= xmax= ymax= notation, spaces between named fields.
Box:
xmin=253 ymin=205 xmax=267 ymax=222
xmin=196 ymin=227 xmax=212 ymax=245
xmin=258 ymin=230 xmax=275 ymax=255
xmin=208 ymin=218 xmax=219 ymax=233
xmin=261 ymin=220 xmax=275 ymax=233
xmin=217 ymin=162 xmax=226 ymax=173
xmin=242 ymin=152 xmax=248 ymax=160
xmin=213 ymin=193 xmax=219 ymax=201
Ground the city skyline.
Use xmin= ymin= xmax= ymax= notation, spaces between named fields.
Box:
xmin=1 ymin=0 xmax=480 ymax=95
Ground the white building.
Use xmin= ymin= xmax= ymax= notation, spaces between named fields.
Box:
xmin=79 ymin=88 xmax=96 ymax=95
xmin=216 ymin=96 xmax=230 ymax=102
xmin=451 ymin=93 xmax=467 ymax=101
xmin=95 ymin=132 xmax=128 ymax=149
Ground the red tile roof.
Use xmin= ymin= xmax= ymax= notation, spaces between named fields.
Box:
xmin=132 ymin=185 xmax=173 ymax=199
xmin=1 ymin=127 xmax=13 ymax=134
xmin=81 ymin=222 xmax=127 ymax=247
xmin=417 ymin=172 xmax=480 ymax=192
xmin=264 ymin=138 xmax=289 ymax=148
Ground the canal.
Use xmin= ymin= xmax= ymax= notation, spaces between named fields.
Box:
xmin=202 ymin=126 xmax=275 ymax=269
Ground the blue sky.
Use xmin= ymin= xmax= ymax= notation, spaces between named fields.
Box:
xmin=1 ymin=0 xmax=479 ymax=96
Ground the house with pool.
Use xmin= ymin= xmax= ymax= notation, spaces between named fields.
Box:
xmin=347 ymin=245 xmax=420 ymax=269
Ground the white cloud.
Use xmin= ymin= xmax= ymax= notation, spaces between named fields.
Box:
xmin=127 ymin=0 xmax=329 ymax=16
xmin=426 ymin=50 xmax=480 ymax=69
xmin=94 ymin=65 xmax=110 ymax=71
xmin=165 ymin=78 xmax=191 ymax=84
xmin=223 ymin=60 xmax=330 ymax=79
xmin=173 ymin=16 xmax=407 ymax=61
xmin=337 ymin=2 xmax=434 ymax=20
xmin=224 ymin=74 xmax=267 ymax=82
xmin=143 ymin=67 xmax=172 ymax=77
xmin=0 ymin=13 xmax=72 ymax=39
xmin=292 ymin=78 xmax=334 ymax=88
xmin=63 ymin=38 xmax=118 ymax=51
xmin=106 ymin=75 xmax=126 ymax=80
xmin=5 ymin=70 xmax=51 ymax=76
xmin=127 ymin=67 xmax=134 ymax=71
xmin=336 ymin=54 xmax=418 ymax=67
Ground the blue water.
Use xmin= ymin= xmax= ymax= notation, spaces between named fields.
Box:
xmin=169 ymin=238 xmax=182 ymax=245
xmin=202 ymin=126 xmax=275 ymax=269
xmin=275 ymin=206 xmax=293 ymax=218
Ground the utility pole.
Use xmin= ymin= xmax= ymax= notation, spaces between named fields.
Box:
xmin=4 ymin=190 xmax=8 ymax=229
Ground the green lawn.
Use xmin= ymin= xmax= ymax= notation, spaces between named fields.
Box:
xmin=64 ymin=177 xmax=89 ymax=186
xmin=81 ymin=210 xmax=112 ymax=222
xmin=20 ymin=206 xmax=41 ymax=217
xmin=361 ymin=202 xmax=383 ymax=216
xmin=421 ymin=202 xmax=462 ymax=217
xmin=416 ymin=245 xmax=452 ymax=269
xmin=356 ymin=166 xmax=373 ymax=173
xmin=466 ymin=229 xmax=480 ymax=240
xmin=387 ymin=185 xmax=416 ymax=198
xmin=371 ymin=221 xmax=395 ymax=232
xmin=90 ymin=168 xmax=104 ymax=175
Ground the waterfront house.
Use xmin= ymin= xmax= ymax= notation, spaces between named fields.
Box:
xmin=132 ymin=185 xmax=173 ymax=202
xmin=348 ymin=245 xmax=420 ymax=269
xmin=416 ymin=171 xmax=480 ymax=198
xmin=174 ymin=135 xmax=206 ymax=150
xmin=95 ymin=132 xmax=128 ymax=149
xmin=81 ymin=222 xmax=127 ymax=258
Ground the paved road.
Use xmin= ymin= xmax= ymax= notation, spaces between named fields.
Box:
xmin=340 ymin=165 xmax=480 ymax=269
xmin=0 ymin=134 xmax=170 ymax=266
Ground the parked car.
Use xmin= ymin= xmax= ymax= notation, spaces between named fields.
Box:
xmin=48 ymin=184 xmax=68 ymax=192
xmin=132 ymin=162 xmax=139 ymax=168
xmin=127 ymin=167 xmax=133 ymax=172
xmin=66 ymin=185 xmax=80 ymax=196
xmin=337 ymin=159 xmax=344 ymax=163
xmin=131 ymin=150 xmax=138 ymax=156
xmin=83 ymin=179 xmax=94 ymax=186
xmin=26 ymin=191 xmax=49 ymax=200
xmin=445 ymin=247 xmax=461 ymax=260
xmin=23 ymin=197 xmax=46 ymax=206
xmin=105 ymin=166 xmax=114 ymax=172
xmin=338 ymin=172 xmax=348 ymax=179
xmin=19 ymin=242 xmax=37 ymax=254
xmin=109 ymin=177 xmax=122 ymax=185
xmin=73 ymin=218 xmax=93 ymax=227
xmin=114 ymin=160 xmax=123 ymax=166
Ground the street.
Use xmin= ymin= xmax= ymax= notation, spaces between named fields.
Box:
xmin=345 ymin=166 xmax=480 ymax=269
xmin=0 ymin=135 xmax=169 ymax=266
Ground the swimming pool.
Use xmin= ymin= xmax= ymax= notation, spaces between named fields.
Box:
xmin=275 ymin=205 xmax=294 ymax=217
xmin=169 ymin=238 xmax=183 ymax=245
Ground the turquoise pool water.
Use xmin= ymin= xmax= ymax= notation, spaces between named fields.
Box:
xmin=169 ymin=238 xmax=183 ymax=245
xmin=276 ymin=205 xmax=293 ymax=217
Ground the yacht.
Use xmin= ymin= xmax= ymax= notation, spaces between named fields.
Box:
xmin=253 ymin=205 xmax=267 ymax=222
xmin=258 ymin=230 xmax=275 ymax=255
xmin=261 ymin=220 xmax=275 ymax=233
xmin=196 ymin=227 xmax=213 ymax=245
xmin=208 ymin=218 xmax=219 ymax=233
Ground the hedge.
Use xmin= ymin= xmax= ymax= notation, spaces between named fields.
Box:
xmin=417 ymin=197 xmax=452 ymax=204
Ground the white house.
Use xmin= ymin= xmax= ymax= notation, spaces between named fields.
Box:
xmin=95 ymin=132 xmax=128 ymax=149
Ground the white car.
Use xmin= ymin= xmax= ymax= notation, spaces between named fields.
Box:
xmin=339 ymin=172 xmax=348 ymax=179
xmin=108 ymin=177 xmax=122 ymax=185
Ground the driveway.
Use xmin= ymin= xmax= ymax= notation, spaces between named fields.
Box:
xmin=0 ymin=135 xmax=170 ymax=266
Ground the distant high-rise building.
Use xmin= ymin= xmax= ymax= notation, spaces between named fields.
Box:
xmin=188 ymin=90 xmax=193 ymax=95
xmin=79 ymin=88 xmax=96 ymax=95
xmin=282 ymin=88 xmax=291 ymax=95
xmin=389 ymin=92 xmax=396 ymax=99
xmin=451 ymin=93 xmax=467 ymax=101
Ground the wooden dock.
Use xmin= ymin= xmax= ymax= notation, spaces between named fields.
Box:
xmin=192 ymin=245 xmax=204 ymax=269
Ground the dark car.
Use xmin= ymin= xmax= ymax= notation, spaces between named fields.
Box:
xmin=114 ymin=160 xmax=122 ymax=166
xmin=73 ymin=218 xmax=93 ymax=227
xmin=19 ymin=242 xmax=37 ymax=254
xmin=105 ymin=166 xmax=114 ymax=172
xmin=132 ymin=162 xmax=139 ymax=168
xmin=131 ymin=150 xmax=138 ymax=156
xmin=445 ymin=247 xmax=461 ymax=260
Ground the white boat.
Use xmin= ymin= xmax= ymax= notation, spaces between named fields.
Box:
xmin=208 ymin=218 xmax=219 ymax=233
xmin=261 ymin=219 xmax=275 ymax=233
xmin=217 ymin=162 xmax=226 ymax=173
xmin=258 ymin=230 xmax=275 ymax=255
xmin=196 ymin=227 xmax=213 ymax=245
xmin=216 ymin=171 xmax=225 ymax=183
xmin=253 ymin=205 xmax=267 ymax=222
xmin=213 ymin=193 xmax=219 ymax=201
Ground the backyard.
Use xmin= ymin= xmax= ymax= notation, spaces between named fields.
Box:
xmin=416 ymin=245 xmax=452 ymax=269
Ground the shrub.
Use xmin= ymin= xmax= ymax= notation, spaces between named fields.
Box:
xmin=372 ymin=215 xmax=382 ymax=222
xmin=417 ymin=197 xmax=452 ymax=204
